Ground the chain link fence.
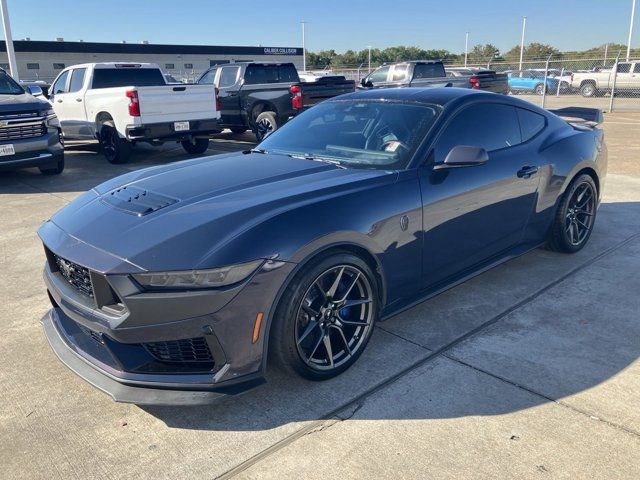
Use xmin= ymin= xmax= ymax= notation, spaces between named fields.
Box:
xmin=308 ymin=54 xmax=640 ymax=112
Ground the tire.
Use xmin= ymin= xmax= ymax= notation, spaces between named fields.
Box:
xmin=230 ymin=127 xmax=246 ymax=135
xmin=39 ymin=156 xmax=64 ymax=175
xmin=547 ymin=174 xmax=598 ymax=253
xmin=254 ymin=111 xmax=278 ymax=142
xmin=270 ymin=252 xmax=379 ymax=381
xmin=534 ymin=83 xmax=545 ymax=95
xmin=100 ymin=124 xmax=131 ymax=164
xmin=181 ymin=138 xmax=210 ymax=154
xmin=580 ymin=82 xmax=597 ymax=98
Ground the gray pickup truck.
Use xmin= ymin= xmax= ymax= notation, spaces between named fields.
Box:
xmin=0 ymin=69 xmax=64 ymax=175
xmin=360 ymin=61 xmax=508 ymax=94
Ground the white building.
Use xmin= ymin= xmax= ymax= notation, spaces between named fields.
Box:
xmin=0 ymin=40 xmax=304 ymax=82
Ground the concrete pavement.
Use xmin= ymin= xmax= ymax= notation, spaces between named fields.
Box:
xmin=1 ymin=117 xmax=639 ymax=479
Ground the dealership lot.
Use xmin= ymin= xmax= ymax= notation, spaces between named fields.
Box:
xmin=1 ymin=115 xmax=639 ymax=479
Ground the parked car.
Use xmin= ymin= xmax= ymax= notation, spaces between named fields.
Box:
xmin=507 ymin=70 xmax=559 ymax=95
xmin=39 ymin=88 xmax=606 ymax=404
xmin=48 ymin=63 xmax=221 ymax=163
xmin=0 ymin=69 xmax=64 ymax=175
xmin=20 ymin=81 xmax=51 ymax=98
xmin=360 ymin=61 xmax=508 ymax=94
xmin=197 ymin=62 xmax=355 ymax=141
xmin=570 ymin=61 xmax=640 ymax=97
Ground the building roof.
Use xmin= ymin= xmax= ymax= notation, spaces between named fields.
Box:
xmin=0 ymin=40 xmax=302 ymax=57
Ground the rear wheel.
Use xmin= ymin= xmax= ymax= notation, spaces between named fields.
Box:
xmin=254 ymin=111 xmax=278 ymax=141
xmin=580 ymin=82 xmax=597 ymax=97
xmin=270 ymin=253 xmax=379 ymax=380
xmin=547 ymin=174 xmax=597 ymax=253
xmin=100 ymin=124 xmax=131 ymax=164
xmin=39 ymin=156 xmax=64 ymax=175
xmin=181 ymin=137 xmax=210 ymax=154
xmin=534 ymin=83 xmax=545 ymax=95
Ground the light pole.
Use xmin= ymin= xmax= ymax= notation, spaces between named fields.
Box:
xmin=519 ymin=16 xmax=527 ymax=71
xmin=464 ymin=32 xmax=469 ymax=67
xmin=627 ymin=0 xmax=637 ymax=61
xmin=301 ymin=21 xmax=307 ymax=72
xmin=368 ymin=45 xmax=372 ymax=73
xmin=0 ymin=0 xmax=19 ymax=81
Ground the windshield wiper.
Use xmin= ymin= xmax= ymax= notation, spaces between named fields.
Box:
xmin=288 ymin=153 xmax=346 ymax=168
xmin=249 ymin=148 xmax=268 ymax=154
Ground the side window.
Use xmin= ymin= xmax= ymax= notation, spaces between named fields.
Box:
xmin=245 ymin=65 xmax=279 ymax=84
xmin=278 ymin=64 xmax=299 ymax=82
xmin=198 ymin=69 xmax=217 ymax=85
xmin=633 ymin=63 xmax=640 ymax=73
xmin=51 ymin=70 xmax=70 ymax=94
xmin=368 ymin=66 xmax=390 ymax=83
xmin=68 ymin=68 xmax=86 ymax=93
xmin=218 ymin=67 xmax=240 ymax=88
xmin=391 ymin=64 xmax=409 ymax=82
xmin=435 ymin=103 xmax=521 ymax=162
xmin=516 ymin=108 xmax=546 ymax=142
xmin=617 ymin=63 xmax=631 ymax=73
xmin=413 ymin=63 xmax=446 ymax=79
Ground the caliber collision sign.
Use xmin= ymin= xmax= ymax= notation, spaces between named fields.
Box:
xmin=263 ymin=47 xmax=298 ymax=55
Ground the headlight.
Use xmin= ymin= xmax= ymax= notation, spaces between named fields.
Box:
xmin=132 ymin=259 xmax=264 ymax=290
xmin=42 ymin=108 xmax=59 ymax=128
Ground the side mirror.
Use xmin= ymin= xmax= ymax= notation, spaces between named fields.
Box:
xmin=434 ymin=145 xmax=489 ymax=170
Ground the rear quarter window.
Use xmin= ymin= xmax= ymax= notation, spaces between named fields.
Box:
xmin=517 ymin=108 xmax=546 ymax=142
xmin=413 ymin=63 xmax=446 ymax=79
xmin=244 ymin=64 xmax=299 ymax=84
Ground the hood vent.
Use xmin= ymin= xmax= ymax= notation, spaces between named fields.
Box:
xmin=100 ymin=185 xmax=178 ymax=216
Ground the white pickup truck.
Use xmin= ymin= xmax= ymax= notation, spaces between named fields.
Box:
xmin=570 ymin=61 xmax=640 ymax=97
xmin=48 ymin=63 xmax=221 ymax=163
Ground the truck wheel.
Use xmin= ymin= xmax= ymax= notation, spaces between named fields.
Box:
xmin=580 ymin=82 xmax=597 ymax=97
xmin=39 ymin=156 xmax=65 ymax=176
xmin=534 ymin=83 xmax=545 ymax=95
xmin=100 ymin=124 xmax=131 ymax=164
xmin=254 ymin=112 xmax=278 ymax=141
xmin=230 ymin=127 xmax=246 ymax=134
xmin=181 ymin=138 xmax=210 ymax=154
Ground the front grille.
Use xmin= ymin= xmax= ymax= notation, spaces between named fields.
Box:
xmin=54 ymin=255 xmax=94 ymax=298
xmin=0 ymin=112 xmax=46 ymax=142
xmin=144 ymin=338 xmax=214 ymax=363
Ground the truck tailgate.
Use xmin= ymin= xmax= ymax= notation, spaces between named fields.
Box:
xmin=136 ymin=85 xmax=218 ymax=123
xmin=299 ymin=77 xmax=356 ymax=107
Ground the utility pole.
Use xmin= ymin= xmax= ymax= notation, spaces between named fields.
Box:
xmin=368 ymin=45 xmax=372 ymax=73
xmin=628 ymin=0 xmax=637 ymax=61
xmin=519 ymin=16 xmax=527 ymax=71
xmin=464 ymin=32 xmax=469 ymax=67
xmin=0 ymin=0 xmax=19 ymax=81
xmin=301 ymin=21 xmax=307 ymax=71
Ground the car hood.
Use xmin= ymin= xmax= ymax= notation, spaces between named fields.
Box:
xmin=0 ymin=92 xmax=49 ymax=113
xmin=45 ymin=152 xmax=395 ymax=271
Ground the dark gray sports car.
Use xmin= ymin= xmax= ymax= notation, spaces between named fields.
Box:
xmin=38 ymin=88 xmax=607 ymax=405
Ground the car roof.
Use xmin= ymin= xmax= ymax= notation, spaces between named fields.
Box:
xmin=338 ymin=87 xmax=484 ymax=106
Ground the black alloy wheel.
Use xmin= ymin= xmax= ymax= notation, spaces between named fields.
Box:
xmin=100 ymin=124 xmax=131 ymax=164
xmin=254 ymin=112 xmax=277 ymax=141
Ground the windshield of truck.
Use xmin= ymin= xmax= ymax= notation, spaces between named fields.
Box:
xmin=91 ymin=68 xmax=166 ymax=89
xmin=0 ymin=72 xmax=25 ymax=95
xmin=257 ymin=100 xmax=439 ymax=170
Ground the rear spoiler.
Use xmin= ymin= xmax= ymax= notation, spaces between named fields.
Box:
xmin=548 ymin=107 xmax=603 ymax=126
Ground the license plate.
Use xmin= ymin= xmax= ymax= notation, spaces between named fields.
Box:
xmin=0 ymin=144 xmax=15 ymax=156
xmin=174 ymin=121 xmax=190 ymax=132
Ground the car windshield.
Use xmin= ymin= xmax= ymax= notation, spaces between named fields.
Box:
xmin=257 ymin=100 xmax=439 ymax=169
xmin=0 ymin=72 xmax=25 ymax=95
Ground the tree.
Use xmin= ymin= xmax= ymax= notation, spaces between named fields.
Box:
xmin=503 ymin=43 xmax=560 ymax=61
xmin=468 ymin=44 xmax=500 ymax=64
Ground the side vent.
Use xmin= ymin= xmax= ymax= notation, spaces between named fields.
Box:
xmin=100 ymin=185 xmax=178 ymax=216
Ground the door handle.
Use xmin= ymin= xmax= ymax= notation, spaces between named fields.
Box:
xmin=56 ymin=99 xmax=63 ymax=103
xmin=517 ymin=165 xmax=539 ymax=178
xmin=75 ymin=98 xmax=82 ymax=102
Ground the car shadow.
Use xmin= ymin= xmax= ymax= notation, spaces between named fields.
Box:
xmin=140 ymin=200 xmax=640 ymax=432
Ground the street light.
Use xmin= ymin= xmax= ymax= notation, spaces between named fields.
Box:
xmin=519 ymin=16 xmax=527 ymax=71
xmin=0 ymin=0 xmax=19 ymax=81
xmin=464 ymin=32 xmax=469 ymax=67
xmin=628 ymin=0 xmax=637 ymax=61
xmin=301 ymin=21 xmax=307 ymax=72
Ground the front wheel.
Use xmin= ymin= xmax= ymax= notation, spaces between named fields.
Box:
xmin=254 ymin=111 xmax=278 ymax=142
xmin=181 ymin=138 xmax=210 ymax=154
xmin=270 ymin=253 xmax=379 ymax=381
xmin=534 ymin=83 xmax=545 ymax=95
xmin=547 ymin=174 xmax=597 ymax=253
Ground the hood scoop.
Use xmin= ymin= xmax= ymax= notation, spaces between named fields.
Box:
xmin=100 ymin=185 xmax=178 ymax=217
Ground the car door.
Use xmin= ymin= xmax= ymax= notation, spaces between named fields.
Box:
xmin=58 ymin=68 xmax=91 ymax=138
xmin=215 ymin=65 xmax=242 ymax=126
xmin=49 ymin=70 xmax=71 ymax=136
xmin=615 ymin=63 xmax=633 ymax=89
xmin=418 ymin=101 xmax=541 ymax=289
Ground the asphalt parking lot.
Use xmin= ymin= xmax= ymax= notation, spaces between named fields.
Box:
xmin=1 ymin=116 xmax=639 ymax=479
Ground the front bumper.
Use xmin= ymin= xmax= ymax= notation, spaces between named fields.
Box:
xmin=125 ymin=118 xmax=220 ymax=142
xmin=0 ymin=130 xmax=63 ymax=171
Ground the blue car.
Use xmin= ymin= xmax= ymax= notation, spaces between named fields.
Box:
xmin=39 ymin=88 xmax=606 ymax=405
xmin=508 ymin=70 xmax=559 ymax=95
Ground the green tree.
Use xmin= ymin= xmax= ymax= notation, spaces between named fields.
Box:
xmin=468 ymin=43 xmax=500 ymax=64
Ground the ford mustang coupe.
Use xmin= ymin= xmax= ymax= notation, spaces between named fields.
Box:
xmin=38 ymin=88 xmax=607 ymax=405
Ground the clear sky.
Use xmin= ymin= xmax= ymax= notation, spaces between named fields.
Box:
xmin=1 ymin=0 xmax=637 ymax=54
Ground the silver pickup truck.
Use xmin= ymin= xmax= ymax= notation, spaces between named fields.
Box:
xmin=359 ymin=61 xmax=508 ymax=94
xmin=570 ymin=62 xmax=640 ymax=97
